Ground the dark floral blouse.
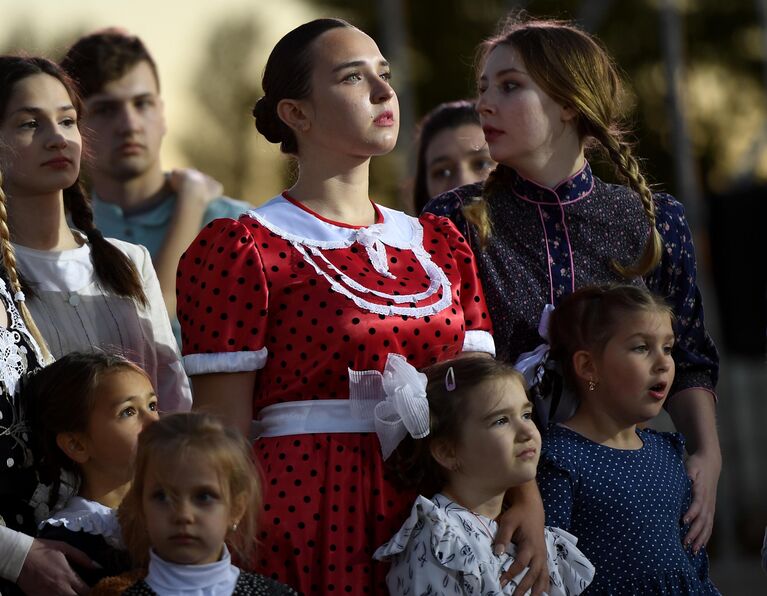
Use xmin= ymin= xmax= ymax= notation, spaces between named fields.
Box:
xmin=424 ymin=162 xmax=718 ymax=397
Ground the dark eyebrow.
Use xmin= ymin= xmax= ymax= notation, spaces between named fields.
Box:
xmin=89 ymin=92 xmax=154 ymax=105
xmin=428 ymin=147 xmax=489 ymax=166
xmin=479 ymin=67 xmax=526 ymax=82
xmin=11 ymin=104 xmax=75 ymax=116
xmin=482 ymin=402 xmax=532 ymax=422
xmin=332 ymin=59 xmax=390 ymax=73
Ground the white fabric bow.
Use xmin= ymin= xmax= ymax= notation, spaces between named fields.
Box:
xmin=355 ymin=224 xmax=395 ymax=278
xmin=348 ymin=353 xmax=430 ymax=460
xmin=514 ymin=303 xmax=555 ymax=388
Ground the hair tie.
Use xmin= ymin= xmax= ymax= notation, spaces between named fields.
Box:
xmin=445 ymin=366 xmax=456 ymax=391
xmin=86 ymin=229 xmax=104 ymax=242
xmin=13 ymin=290 xmax=25 ymax=303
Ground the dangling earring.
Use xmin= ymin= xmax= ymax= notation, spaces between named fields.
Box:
xmin=588 ymin=379 xmax=597 ymax=392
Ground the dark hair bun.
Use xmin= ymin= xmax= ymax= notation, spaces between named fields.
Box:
xmin=253 ymin=95 xmax=286 ymax=145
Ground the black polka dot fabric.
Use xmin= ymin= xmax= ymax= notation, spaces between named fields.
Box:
xmin=538 ymin=426 xmax=720 ymax=594
xmin=177 ymin=211 xmax=492 ymax=594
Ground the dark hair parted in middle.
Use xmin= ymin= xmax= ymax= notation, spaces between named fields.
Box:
xmin=252 ymin=18 xmax=352 ymax=155
xmin=413 ymin=100 xmax=482 ymax=214
xmin=0 ymin=55 xmax=147 ymax=306
xmin=390 ymin=355 xmax=527 ymax=496
xmin=547 ymin=284 xmax=674 ymax=387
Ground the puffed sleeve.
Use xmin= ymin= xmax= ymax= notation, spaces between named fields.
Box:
xmin=373 ymin=496 xmax=475 ymax=595
xmin=537 ymin=446 xmax=576 ymax=531
xmin=420 ymin=211 xmax=494 ymax=356
xmin=176 ymin=217 xmax=269 ymax=377
xmin=134 ymin=243 xmax=192 ymax=412
xmin=645 ymin=194 xmax=719 ymax=397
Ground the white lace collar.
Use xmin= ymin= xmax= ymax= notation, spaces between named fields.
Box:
xmin=42 ymin=496 xmax=123 ymax=549
xmin=247 ymin=196 xmax=452 ymax=319
xmin=145 ymin=546 xmax=240 ymax=595
xmin=248 ymin=195 xmax=419 ymax=248
xmin=0 ymin=275 xmax=44 ymax=395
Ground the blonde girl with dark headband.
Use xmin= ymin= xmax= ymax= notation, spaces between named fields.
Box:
xmin=424 ymin=16 xmax=720 ymax=590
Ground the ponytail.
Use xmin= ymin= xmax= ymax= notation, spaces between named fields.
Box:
xmin=0 ymin=176 xmax=51 ymax=362
xmin=64 ymin=181 xmax=147 ymax=306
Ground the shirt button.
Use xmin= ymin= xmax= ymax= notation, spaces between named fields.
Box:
xmin=68 ymin=295 xmax=80 ymax=307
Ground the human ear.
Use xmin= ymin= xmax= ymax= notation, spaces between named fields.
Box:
xmin=55 ymin=432 xmax=90 ymax=465
xmin=561 ymin=103 xmax=578 ymax=123
xmin=572 ymin=350 xmax=597 ymax=385
xmin=229 ymin=492 xmax=248 ymax=527
xmin=430 ymin=439 xmax=459 ymax=473
xmin=277 ymin=99 xmax=312 ymax=134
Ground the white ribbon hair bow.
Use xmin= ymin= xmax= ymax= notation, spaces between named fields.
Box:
xmin=354 ymin=224 xmax=395 ymax=279
xmin=374 ymin=354 xmax=430 ymax=459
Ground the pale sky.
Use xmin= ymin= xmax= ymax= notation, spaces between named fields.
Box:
xmin=0 ymin=0 xmax=324 ymax=172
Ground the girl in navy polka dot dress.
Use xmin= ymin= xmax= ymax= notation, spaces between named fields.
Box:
xmin=176 ymin=19 xmax=497 ymax=595
xmin=537 ymin=285 xmax=720 ymax=594
xmin=373 ymin=355 xmax=595 ymax=595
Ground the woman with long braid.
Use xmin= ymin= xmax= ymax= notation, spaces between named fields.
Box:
xmin=0 ymin=56 xmax=190 ymax=413
xmin=424 ymin=16 xmax=720 ymax=593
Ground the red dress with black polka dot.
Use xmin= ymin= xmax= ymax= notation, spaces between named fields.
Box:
xmin=176 ymin=195 xmax=494 ymax=595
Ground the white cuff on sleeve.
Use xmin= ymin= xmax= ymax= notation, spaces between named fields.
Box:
xmin=462 ymin=330 xmax=495 ymax=356
xmin=183 ymin=348 xmax=268 ymax=376
xmin=0 ymin=525 xmax=34 ymax=582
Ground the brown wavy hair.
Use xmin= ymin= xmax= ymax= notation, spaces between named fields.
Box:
xmin=390 ymin=356 xmax=528 ymax=496
xmin=466 ymin=15 xmax=662 ymax=278
xmin=119 ymin=412 xmax=262 ymax=568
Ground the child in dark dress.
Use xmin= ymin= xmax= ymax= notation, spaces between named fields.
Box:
xmin=27 ymin=352 xmax=159 ymax=586
xmin=537 ymin=285 xmax=719 ymax=594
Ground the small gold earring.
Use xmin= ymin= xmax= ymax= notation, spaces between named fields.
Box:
xmin=231 ymin=521 xmax=238 ymax=532
xmin=588 ymin=380 xmax=596 ymax=392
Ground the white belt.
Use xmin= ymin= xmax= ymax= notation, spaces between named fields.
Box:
xmin=250 ymin=355 xmax=429 ymax=460
xmin=251 ymin=400 xmax=376 ymax=439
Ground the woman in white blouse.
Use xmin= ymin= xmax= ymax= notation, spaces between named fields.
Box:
xmin=0 ymin=55 xmax=190 ymax=414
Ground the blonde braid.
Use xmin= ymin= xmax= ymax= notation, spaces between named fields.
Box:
xmin=596 ymin=132 xmax=663 ymax=278
xmin=0 ymin=180 xmax=52 ymax=363
xmin=463 ymin=167 xmax=504 ymax=248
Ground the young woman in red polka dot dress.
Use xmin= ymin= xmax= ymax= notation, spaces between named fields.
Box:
xmin=176 ymin=19 xmax=497 ymax=595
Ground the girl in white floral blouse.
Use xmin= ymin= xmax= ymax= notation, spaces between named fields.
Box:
xmin=373 ymin=355 xmax=594 ymax=595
